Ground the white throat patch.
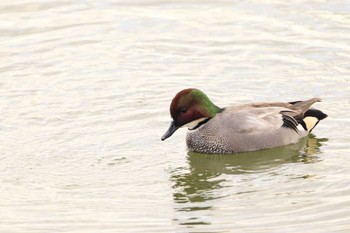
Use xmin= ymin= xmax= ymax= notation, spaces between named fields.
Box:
xmin=182 ymin=117 xmax=209 ymax=130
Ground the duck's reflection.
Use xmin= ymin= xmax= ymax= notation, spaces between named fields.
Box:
xmin=171 ymin=135 xmax=327 ymax=226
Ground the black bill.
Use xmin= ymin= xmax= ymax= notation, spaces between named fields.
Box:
xmin=161 ymin=121 xmax=179 ymax=141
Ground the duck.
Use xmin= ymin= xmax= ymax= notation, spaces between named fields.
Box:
xmin=161 ymin=88 xmax=327 ymax=154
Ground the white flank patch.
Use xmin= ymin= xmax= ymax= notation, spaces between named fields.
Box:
xmin=304 ymin=116 xmax=319 ymax=131
xmin=297 ymin=124 xmax=306 ymax=132
xmin=182 ymin=117 xmax=208 ymax=130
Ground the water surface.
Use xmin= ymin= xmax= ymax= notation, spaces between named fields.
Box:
xmin=0 ymin=0 xmax=350 ymax=232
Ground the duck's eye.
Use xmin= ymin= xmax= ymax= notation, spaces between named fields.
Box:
xmin=180 ymin=108 xmax=187 ymax=113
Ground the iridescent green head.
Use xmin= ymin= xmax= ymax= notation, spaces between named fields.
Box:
xmin=161 ymin=88 xmax=221 ymax=141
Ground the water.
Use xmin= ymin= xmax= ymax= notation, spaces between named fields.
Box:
xmin=1 ymin=0 xmax=349 ymax=232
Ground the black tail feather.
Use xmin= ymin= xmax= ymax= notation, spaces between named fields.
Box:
xmin=304 ymin=109 xmax=328 ymax=120
xmin=303 ymin=108 xmax=328 ymax=132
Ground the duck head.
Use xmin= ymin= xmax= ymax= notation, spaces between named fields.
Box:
xmin=161 ymin=88 xmax=222 ymax=141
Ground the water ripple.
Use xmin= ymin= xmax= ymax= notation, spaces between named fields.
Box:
xmin=1 ymin=0 xmax=349 ymax=232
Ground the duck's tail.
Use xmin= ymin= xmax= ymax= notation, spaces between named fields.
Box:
xmin=301 ymin=108 xmax=328 ymax=132
xmin=288 ymin=98 xmax=327 ymax=132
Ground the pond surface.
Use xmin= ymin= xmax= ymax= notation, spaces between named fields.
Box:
xmin=1 ymin=0 xmax=349 ymax=232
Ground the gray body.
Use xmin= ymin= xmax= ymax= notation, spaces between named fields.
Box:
xmin=186 ymin=100 xmax=319 ymax=154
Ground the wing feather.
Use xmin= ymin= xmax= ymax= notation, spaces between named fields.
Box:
xmin=223 ymin=98 xmax=321 ymax=134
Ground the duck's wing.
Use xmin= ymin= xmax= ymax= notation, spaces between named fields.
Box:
xmin=224 ymin=98 xmax=322 ymax=134
xmin=225 ymin=106 xmax=294 ymax=134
